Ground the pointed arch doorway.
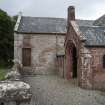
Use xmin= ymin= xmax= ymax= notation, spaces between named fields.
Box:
xmin=66 ymin=42 xmax=77 ymax=79
xmin=72 ymin=45 xmax=77 ymax=78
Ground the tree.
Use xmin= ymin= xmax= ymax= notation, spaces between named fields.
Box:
xmin=0 ymin=9 xmax=15 ymax=67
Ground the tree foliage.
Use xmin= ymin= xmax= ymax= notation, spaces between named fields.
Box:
xmin=0 ymin=9 xmax=15 ymax=67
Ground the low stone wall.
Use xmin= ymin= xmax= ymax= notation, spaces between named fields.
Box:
xmin=0 ymin=81 xmax=32 ymax=105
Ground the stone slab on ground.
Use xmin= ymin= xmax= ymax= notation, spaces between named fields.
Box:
xmin=0 ymin=81 xmax=32 ymax=102
xmin=5 ymin=70 xmax=21 ymax=80
xmin=23 ymin=75 xmax=105 ymax=105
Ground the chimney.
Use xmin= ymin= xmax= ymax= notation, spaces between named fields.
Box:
xmin=68 ymin=6 xmax=75 ymax=21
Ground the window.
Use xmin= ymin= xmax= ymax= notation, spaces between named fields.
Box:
xmin=103 ymin=55 xmax=105 ymax=68
xmin=22 ymin=48 xmax=31 ymax=66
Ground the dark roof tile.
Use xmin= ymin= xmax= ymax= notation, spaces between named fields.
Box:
xmin=79 ymin=26 xmax=105 ymax=46
xmin=76 ymin=19 xmax=94 ymax=26
xmin=93 ymin=15 xmax=105 ymax=26
xmin=17 ymin=16 xmax=66 ymax=34
xmin=17 ymin=16 xmax=94 ymax=34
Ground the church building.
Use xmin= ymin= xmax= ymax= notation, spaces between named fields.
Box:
xmin=14 ymin=6 xmax=105 ymax=90
xmin=65 ymin=6 xmax=105 ymax=89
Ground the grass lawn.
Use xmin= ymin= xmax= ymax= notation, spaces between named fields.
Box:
xmin=0 ymin=69 xmax=7 ymax=80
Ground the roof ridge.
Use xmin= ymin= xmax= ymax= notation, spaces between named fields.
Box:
xmin=21 ymin=16 xmax=96 ymax=21
xmin=93 ymin=14 xmax=105 ymax=26
xmin=22 ymin=16 xmax=66 ymax=20
xmin=76 ymin=19 xmax=94 ymax=21
xmin=79 ymin=25 xmax=105 ymax=28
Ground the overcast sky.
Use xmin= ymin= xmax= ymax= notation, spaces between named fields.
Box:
xmin=0 ymin=0 xmax=105 ymax=20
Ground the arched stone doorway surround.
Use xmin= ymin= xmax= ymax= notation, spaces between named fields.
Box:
xmin=65 ymin=40 xmax=78 ymax=80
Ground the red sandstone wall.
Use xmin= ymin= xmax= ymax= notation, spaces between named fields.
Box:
xmin=90 ymin=47 xmax=105 ymax=90
xmin=65 ymin=23 xmax=82 ymax=82
xmin=65 ymin=22 xmax=94 ymax=88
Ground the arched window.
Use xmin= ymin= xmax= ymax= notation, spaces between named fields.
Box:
xmin=103 ymin=55 xmax=105 ymax=68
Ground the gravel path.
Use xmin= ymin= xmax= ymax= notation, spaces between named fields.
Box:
xmin=23 ymin=75 xmax=105 ymax=105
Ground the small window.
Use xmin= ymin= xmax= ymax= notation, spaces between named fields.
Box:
xmin=103 ymin=55 xmax=105 ymax=68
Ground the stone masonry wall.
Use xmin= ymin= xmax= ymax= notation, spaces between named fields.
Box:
xmin=80 ymin=46 xmax=92 ymax=89
xmin=65 ymin=21 xmax=93 ymax=89
xmin=14 ymin=33 xmax=23 ymax=63
xmin=90 ymin=47 xmax=105 ymax=90
xmin=57 ymin=56 xmax=64 ymax=78
xmin=65 ymin=23 xmax=82 ymax=81
xmin=14 ymin=33 xmax=65 ymax=75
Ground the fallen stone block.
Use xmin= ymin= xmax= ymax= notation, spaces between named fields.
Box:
xmin=5 ymin=70 xmax=21 ymax=80
xmin=0 ymin=81 xmax=32 ymax=104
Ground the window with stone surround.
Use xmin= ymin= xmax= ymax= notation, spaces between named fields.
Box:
xmin=103 ymin=55 xmax=105 ymax=68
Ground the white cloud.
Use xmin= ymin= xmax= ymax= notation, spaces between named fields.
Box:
xmin=0 ymin=0 xmax=105 ymax=20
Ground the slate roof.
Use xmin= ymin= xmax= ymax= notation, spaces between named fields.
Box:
xmin=93 ymin=15 xmax=105 ymax=26
xmin=16 ymin=16 xmax=105 ymax=46
xmin=17 ymin=16 xmax=94 ymax=34
xmin=79 ymin=26 xmax=105 ymax=46
xmin=76 ymin=19 xmax=94 ymax=26
xmin=17 ymin=16 xmax=66 ymax=34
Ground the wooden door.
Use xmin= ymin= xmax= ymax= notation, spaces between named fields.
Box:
xmin=22 ymin=48 xmax=31 ymax=66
